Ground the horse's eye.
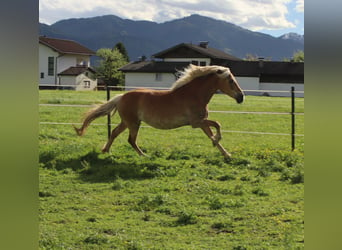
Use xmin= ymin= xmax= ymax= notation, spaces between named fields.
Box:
xmin=217 ymin=69 xmax=223 ymax=74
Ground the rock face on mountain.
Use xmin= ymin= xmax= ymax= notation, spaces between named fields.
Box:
xmin=40 ymin=14 xmax=304 ymax=61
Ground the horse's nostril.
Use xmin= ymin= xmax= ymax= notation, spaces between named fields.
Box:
xmin=236 ymin=94 xmax=244 ymax=104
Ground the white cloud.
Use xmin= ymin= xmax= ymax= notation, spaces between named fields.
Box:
xmin=295 ymin=0 xmax=304 ymax=13
xmin=39 ymin=0 xmax=298 ymax=31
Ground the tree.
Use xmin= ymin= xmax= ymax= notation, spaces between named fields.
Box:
xmin=292 ymin=50 xmax=304 ymax=62
xmin=95 ymin=48 xmax=128 ymax=86
xmin=244 ymin=53 xmax=259 ymax=61
xmin=113 ymin=42 xmax=130 ymax=62
xmin=244 ymin=54 xmax=271 ymax=61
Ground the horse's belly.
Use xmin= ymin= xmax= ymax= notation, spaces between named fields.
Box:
xmin=141 ymin=115 xmax=189 ymax=129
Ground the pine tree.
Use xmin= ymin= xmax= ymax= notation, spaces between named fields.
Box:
xmin=113 ymin=42 xmax=130 ymax=62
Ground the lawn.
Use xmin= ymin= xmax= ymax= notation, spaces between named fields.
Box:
xmin=39 ymin=90 xmax=304 ymax=249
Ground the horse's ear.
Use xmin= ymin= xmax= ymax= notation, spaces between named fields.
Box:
xmin=216 ymin=69 xmax=223 ymax=74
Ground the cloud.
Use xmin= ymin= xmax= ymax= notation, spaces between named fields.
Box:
xmin=295 ymin=0 xmax=304 ymax=13
xmin=39 ymin=0 xmax=297 ymax=31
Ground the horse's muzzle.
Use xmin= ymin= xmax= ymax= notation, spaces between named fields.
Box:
xmin=236 ymin=93 xmax=244 ymax=104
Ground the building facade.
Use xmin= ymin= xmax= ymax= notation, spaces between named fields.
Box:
xmin=120 ymin=42 xmax=304 ymax=97
xmin=39 ymin=36 xmax=97 ymax=90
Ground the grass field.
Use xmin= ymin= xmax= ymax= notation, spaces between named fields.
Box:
xmin=39 ymin=90 xmax=304 ymax=249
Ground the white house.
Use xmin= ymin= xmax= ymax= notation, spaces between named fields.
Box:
xmin=58 ymin=66 xmax=98 ymax=91
xmin=120 ymin=42 xmax=304 ymax=97
xmin=39 ymin=36 xmax=98 ymax=90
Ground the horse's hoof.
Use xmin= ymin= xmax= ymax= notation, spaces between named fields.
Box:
xmin=101 ymin=147 xmax=109 ymax=153
xmin=224 ymin=155 xmax=232 ymax=163
xmin=139 ymin=153 xmax=150 ymax=158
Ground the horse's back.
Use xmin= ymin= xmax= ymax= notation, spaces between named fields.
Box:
xmin=117 ymin=89 xmax=190 ymax=129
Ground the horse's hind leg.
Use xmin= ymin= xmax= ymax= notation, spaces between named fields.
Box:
xmin=127 ymin=124 xmax=147 ymax=156
xmin=102 ymin=122 xmax=127 ymax=153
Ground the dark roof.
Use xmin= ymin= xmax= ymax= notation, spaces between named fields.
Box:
xmin=120 ymin=60 xmax=303 ymax=83
xmin=39 ymin=36 xmax=95 ymax=55
xmin=58 ymin=66 xmax=96 ymax=76
xmin=224 ymin=60 xmax=304 ymax=82
xmin=120 ymin=61 xmax=190 ymax=73
xmin=120 ymin=42 xmax=303 ymax=83
xmin=153 ymin=43 xmax=242 ymax=61
xmin=224 ymin=60 xmax=304 ymax=76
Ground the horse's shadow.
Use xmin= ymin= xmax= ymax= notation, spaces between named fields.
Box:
xmin=40 ymin=149 xmax=249 ymax=183
xmin=40 ymin=150 xmax=170 ymax=183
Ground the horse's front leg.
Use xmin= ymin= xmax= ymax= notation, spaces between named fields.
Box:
xmin=197 ymin=119 xmax=231 ymax=159
xmin=204 ymin=120 xmax=222 ymax=145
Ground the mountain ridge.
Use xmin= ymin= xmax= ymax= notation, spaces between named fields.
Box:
xmin=39 ymin=14 xmax=304 ymax=61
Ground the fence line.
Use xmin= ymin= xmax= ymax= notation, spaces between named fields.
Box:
xmin=39 ymin=104 xmax=304 ymax=116
xmin=39 ymin=86 xmax=304 ymax=150
xmin=39 ymin=84 xmax=304 ymax=94
xmin=39 ymin=104 xmax=95 ymax=108
xmin=106 ymin=85 xmax=305 ymax=94
xmin=39 ymin=121 xmax=304 ymax=137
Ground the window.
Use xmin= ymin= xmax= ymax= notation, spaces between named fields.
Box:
xmin=40 ymin=72 xmax=44 ymax=79
xmin=191 ymin=60 xmax=199 ymax=65
xmin=84 ymin=81 xmax=90 ymax=88
xmin=155 ymin=73 xmax=162 ymax=81
xmin=48 ymin=57 xmax=54 ymax=76
xmin=200 ymin=61 xmax=207 ymax=66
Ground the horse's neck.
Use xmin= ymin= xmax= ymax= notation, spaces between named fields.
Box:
xmin=172 ymin=75 xmax=219 ymax=105
xmin=192 ymin=75 xmax=219 ymax=105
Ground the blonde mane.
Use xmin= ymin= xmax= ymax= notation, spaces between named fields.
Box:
xmin=171 ymin=64 xmax=231 ymax=90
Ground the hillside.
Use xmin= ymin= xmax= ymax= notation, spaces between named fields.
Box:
xmin=39 ymin=14 xmax=304 ymax=61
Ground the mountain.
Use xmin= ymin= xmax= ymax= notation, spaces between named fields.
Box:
xmin=279 ymin=32 xmax=304 ymax=44
xmin=39 ymin=14 xmax=304 ymax=62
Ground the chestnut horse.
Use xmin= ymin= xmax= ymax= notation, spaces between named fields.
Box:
xmin=74 ymin=64 xmax=244 ymax=158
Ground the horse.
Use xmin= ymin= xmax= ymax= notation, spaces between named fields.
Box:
xmin=74 ymin=64 xmax=244 ymax=158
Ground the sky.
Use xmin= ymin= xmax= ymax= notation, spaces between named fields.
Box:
xmin=39 ymin=0 xmax=304 ymax=37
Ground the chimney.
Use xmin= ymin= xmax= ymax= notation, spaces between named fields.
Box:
xmin=138 ymin=55 xmax=147 ymax=61
xmin=199 ymin=41 xmax=209 ymax=48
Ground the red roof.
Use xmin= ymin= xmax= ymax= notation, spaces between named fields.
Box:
xmin=39 ymin=36 xmax=95 ymax=55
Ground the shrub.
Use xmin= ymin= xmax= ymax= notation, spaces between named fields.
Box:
xmin=176 ymin=211 xmax=197 ymax=225
xmin=208 ymin=196 xmax=225 ymax=210
xmin=291 ymin=170 xmax=304 ymax=184
xmin=211 ymin=221 xmax=234 ymax=233
xmin=84 ymin=235 xmax=108 ymax=244
xmin=217 ymin=174 xmax=236 ymax=181
xmin=233 ymin=184 xmax=245 ymax=196
xmin=135 ymin=194 xmax=165 ymax=211
xmin=252 ymin=187 xmax=269 ymax=197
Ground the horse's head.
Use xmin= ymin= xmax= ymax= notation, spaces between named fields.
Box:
xmin=215 ymin=67 xmax=244 ymax=104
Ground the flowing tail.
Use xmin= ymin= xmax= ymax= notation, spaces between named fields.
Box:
xmin=74 ymin=94 xmax=124 ymax=136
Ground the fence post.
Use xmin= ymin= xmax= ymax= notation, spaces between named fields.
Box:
xmin=291 ymin=86 xmax=295 ymax=151
xmin=106 ymin=84 xmax=111 ymax=140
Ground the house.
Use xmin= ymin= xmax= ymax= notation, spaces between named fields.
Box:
xmin=39 ymin=36 xmax=98 ymax=90
xmin=120 ymin=42 xmax=304 ymax=97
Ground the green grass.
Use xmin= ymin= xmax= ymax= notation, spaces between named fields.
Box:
xmin=39 ymin=90 xmax=304 ymax=249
